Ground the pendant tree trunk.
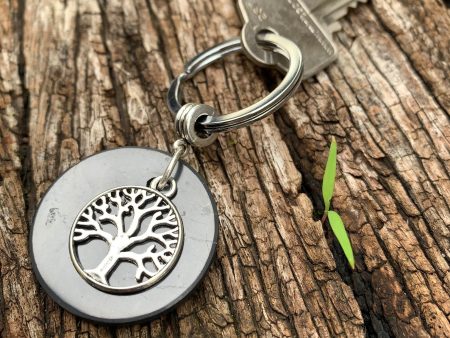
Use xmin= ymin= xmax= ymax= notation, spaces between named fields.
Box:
xmin=0 ymin=0 xmax=449 ymax=337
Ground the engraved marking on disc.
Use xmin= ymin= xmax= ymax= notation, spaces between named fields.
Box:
xmin=69 ymin=186 xmax=183 ymax=294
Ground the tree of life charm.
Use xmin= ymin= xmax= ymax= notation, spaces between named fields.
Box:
xmin=69 ymin=186 xmax=183 ymax=294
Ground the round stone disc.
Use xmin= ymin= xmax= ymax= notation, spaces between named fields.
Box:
xmin=30 ymin=147 xmax=218 ymax=324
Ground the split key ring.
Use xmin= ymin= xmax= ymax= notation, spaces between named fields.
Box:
xmin=167 ymin=32 xmax=304 ymax=147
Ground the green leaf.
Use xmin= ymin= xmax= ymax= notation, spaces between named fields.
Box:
xmin=322 ymin=137 xmax=337 ymax=214
xmin=327 ymin=211 xmax=355 ymax=269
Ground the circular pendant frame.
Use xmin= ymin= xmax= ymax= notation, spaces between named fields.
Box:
xmin=30 ymin=147 xmax=218 ymax=324
xmin=69 ymin=185 xmax=184 ymax=294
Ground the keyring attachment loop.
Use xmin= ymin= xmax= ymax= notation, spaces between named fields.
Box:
xmin=167 ymin=32 xmax=303 ymax=147
xmin=147 ymin=138 xmax=188 ymax=197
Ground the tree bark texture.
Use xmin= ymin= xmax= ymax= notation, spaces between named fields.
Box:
xmin=0 ymin=0 xmax=449 ymax=337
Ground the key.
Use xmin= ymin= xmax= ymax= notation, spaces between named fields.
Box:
xmin=313 ymin=0 xmax=366 ymax=33
xmin=312 ymin=0 xmax=359 ymax=32
xmin=238 ymin=0 xmax=337 ymax=78
xmin=238 ymin=0 xmax=367 ymax=78
xmin=302 ymin=0 xmax=334 ymax=12
xmin=312 ymin=0 xmax=357 ymax=21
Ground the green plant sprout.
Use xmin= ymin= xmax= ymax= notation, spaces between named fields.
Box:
xmin=321 ymin=137 xmax=355 ymax=269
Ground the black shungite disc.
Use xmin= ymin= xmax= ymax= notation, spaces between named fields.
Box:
xmin=30 ymin=147 xmax=218 ymax=324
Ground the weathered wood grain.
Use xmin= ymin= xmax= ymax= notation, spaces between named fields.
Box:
xmin=0 ymin=0 xmax=449 ymax=337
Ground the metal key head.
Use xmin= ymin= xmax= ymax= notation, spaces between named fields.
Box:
xmin=238 ymin=0 xmax=338 ymax=78
xmin=238 ymin=0 xmax=368 ymax=78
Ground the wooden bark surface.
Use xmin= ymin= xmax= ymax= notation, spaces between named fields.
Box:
xmin=0 ymin=0 xmax=449 ymax=337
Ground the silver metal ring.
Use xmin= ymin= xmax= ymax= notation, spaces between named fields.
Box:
xmin=156 ymin=139 xmax=188 ymax=189
xmin=175 ymin=103 xmax=218 ymax=147
xmin=148 ymin=176 xmax=177 ymax=199
xmin=167 ymin=32 xmax=303 ymax=136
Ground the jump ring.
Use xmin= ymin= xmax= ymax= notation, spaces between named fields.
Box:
xmin=148 ymin=176 xmax=177 ymax=199
xmin=156 ymin=139 xmax=188 ymax=189
xmin=175 ymin=103 xmax=218 ymax=146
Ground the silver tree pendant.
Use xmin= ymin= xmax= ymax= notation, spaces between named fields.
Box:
xmin=70 ymin=186 xmax=183 ymax=293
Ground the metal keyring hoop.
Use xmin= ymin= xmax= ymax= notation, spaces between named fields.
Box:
xmin=167 ymin=32 xmax=303 ymax=136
